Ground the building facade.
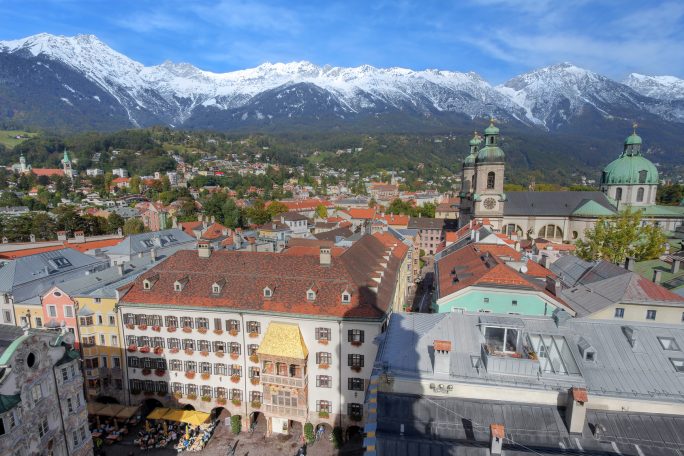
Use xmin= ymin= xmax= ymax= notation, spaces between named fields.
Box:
xmin=0 ymin=326 xmax=91 ymax=456
xmin=118 ymin=235 xmax=408 ymax=435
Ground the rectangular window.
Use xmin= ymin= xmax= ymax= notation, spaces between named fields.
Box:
xmin=165 ymin=316 xmax=178 ymax=328
xmin=227 ymin=320 xmax=240 ymax=333
xmin=186 ymin=384 xmax=198 ymax=396
xmin=348 ymin=377 xmax=364 ymax=391
xmin=199 ymin=362 xmax=212 ymax=374
xmin=249 ymin=366 xmax=260 ymax=379
xmin=201 ymin=385 xmax=212 ymax=398
xmin=111 ymin=335 xmax=119 ymax=347
xmin=230 ymin=365 xmax=242 ymax=377
xmin=72 ymin=430 xmax=79 ymax=447
xmin=184 ymin=361 xmax=197 ymax=372
xmin=4 ymin=310 xmax=12 ymax=323
xmin=247 ymin=344 xmax=259 ymax=356
xmin=196 ymin=317 xmax=209 ymax=329
xmin=109 ymin=315 xmax=116 ymax=326
xmin=483 ymin=298 xmax=490 ymax=303
xmin=316 ymin=375 xmax=332 ymax=388
xmin=152 ymin=337 xmax=165 ymax=348
xmin=614 ymin=308 xmax=625 ymax=318
xmin=214 ymin=363 xmax=227 ymax=375
xmin=180 ymin=316 xmax=193 ymax=328
xmin=31 ymin=383 xmax=43 ymax=405
xmin=348 ymin=354 xmax=364 ymax=368
xmin=213 ymin=341 xmax=226 ymax=353
xmin=230 ymin=389 xmax=242 ymax=401
xmin=38 ymin=419 xmax=49 ymax=438
xmin=168 ymin=338 xmax=180 ymax=349
xmin=169 ymin=360 xmax=183 ymax=371
xmin=646 ymin=310 xmax=657 ymax=320
xmin=347 ymin=403 xmax=363 ymax=418
xmin=67 ymin=397 xmax=74 ymax=413
xmin=48 ymin=306 xmax=57 ymax=318
xmin=182 ymin=339 xmax=195 ymax=350
xmin=128 ymin=357 xmax=140 ymax=368
xmin=316 ymin=352 xmax=332 ymax=365
xmin=512 ymin=300 xmax=518 ymax=306
xmin=213 ymin=318 xmax=222 ymax=331
xmin=99 ymin=334 xmax=106 ymax=345
xmin=316 ymin=327 xmax=331 ymax=341
xmin=97 ymin=314 xmax=103 ymax=325
xmin=198 ymin=340 xmax=210 ymax=352
xmin=215 ymin=387 xmax=227 ymax=399
xmin=113 ymin=357 xmax=121 ymax=368
xmin=230 ymin=342 xmax=241 ymax=355
xmin=246 ymin=321 xmax=260 ymax=334
xmin=35 ymin=317 xmax=43 ymax=328
xmin=61 ymin=367 xmax=69 ymax=381
xmin=348 ymin=329 xmax=364 ymax=344
xmin=316 ymin=400 xmax=331 ymax=413
xmin=249 ymin=391 xmax=262 ymax=403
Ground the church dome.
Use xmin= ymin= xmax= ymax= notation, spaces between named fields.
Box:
xmin=475 ymin=145 xmax=505 ymax=164
xmin=463 ymin=153 xmax=476 ymax=167
xmin=484 ymin=122 xmax=499 ymax=136
xmin=624 ymin=132 xmax=642 ymax=146
xmin=602 ymin=154 xmax=658 ymax=185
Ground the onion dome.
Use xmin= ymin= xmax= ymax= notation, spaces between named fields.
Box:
xmin=463 ymin=132 xmax=482 ymax=168
xmin=601 ymin=125 xmax=658 ymax=185
xmin=476 ymin=119 xmax=505 ymax=164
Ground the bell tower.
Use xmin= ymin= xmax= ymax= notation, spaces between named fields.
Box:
xmin=62 ymin=149 xmax=73 ymax=180
xmin=472 ymin=119 xmax=505 ymax=228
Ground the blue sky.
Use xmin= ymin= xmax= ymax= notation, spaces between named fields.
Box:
xmin=0 ymin=0 xmax=682 ymax=82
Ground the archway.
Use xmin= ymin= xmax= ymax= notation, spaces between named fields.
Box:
xmin=315 ymin=422 xmax=333 ymax=442
xmin=249 ymin=411 xmax=265 ymax=434
xmin=346 ymin=425 xmax=363 ymax=441
xmin=182 ymin=404 xmax=195 ymax=411
xmin=211 ymin=407 xmax=229 ymax=422
xmin=95 ymin=395 xmax=119 ymax=404
xmin=142 ymin=398 xmax=163 ymax=416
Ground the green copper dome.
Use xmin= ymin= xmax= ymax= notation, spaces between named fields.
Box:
xmin=469 ymin=132 xmax=483 ymax=146
xmin=602 ymin=155 xmax=658 ymax=185
xmin=625 ymin=133 xmax=642 ymax=146
xmin=484 ymin=122 xmax=499 ymax=136
xmin=463 ymin=153 xmax=476 ymax=167
xmin=475 ymin=145 xmax=505 ymax=164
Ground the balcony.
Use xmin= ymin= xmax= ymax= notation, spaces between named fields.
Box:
xmin=480 ymin=344 xmax=539 ymax=376
xmin=261 ymin=373 xmax=307 ymax=389
xmin=263 ymin=403 xmax=307 ymax=418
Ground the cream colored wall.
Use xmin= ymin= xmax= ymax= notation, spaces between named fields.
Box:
xmin=587 ymin=302 xmax=684 ymax=324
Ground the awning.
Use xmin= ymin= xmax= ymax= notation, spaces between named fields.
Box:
xmin=146 ymin=407 xmax=170 ymax=420
xmin=116 ymin=405 xmax=140 ymax=420
xmin=87 ymin=402 xmax=107 ymax=415
xmin=161 ymin=409 xmax=210 ymax=426
xmin=97 ymin=404 xmax=126 ymax=417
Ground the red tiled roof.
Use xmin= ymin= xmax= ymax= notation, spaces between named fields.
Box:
xmin=31 ymin=168 xmax=64 ymax=176
xmin=0 ymin=237 xmax=124 ymax=258
xmin=66 ymin=238 xmax=123 ymax=252
xmin=271 ymin=199 xmax=333 ymax=211
xmin=629 ymin=275 xmax=684 ymax=303
xmin=348 ymin=208 xmax=376 ymax=220
xmin=120 ymin=233 xmax=408 ymax=319
xmin=201 ymin=222 xmax=230 ymax=240
xmin=0 ymin=245 xmax=65 ymax=259
xmin=180 ymin=220 xmax=204 ymax=237
xmin=379 ymin=214 xmax=409 ymax=226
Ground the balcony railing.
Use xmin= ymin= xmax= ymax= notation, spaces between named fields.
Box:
xmin=261 ymin=373 xmax=307 ymax=389
xmin=263 ymin=403 xmax=307 ymax=418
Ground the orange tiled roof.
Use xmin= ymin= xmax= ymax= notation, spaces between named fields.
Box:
xmin=120 ymin=233 xmax=408 ymax=319
xmin=379 ymin=214 xmax=409 ymax=226
xmin=348 ymin=208 xmax=376 ymax=220
xmin=0 ymin=245 xmax=66 ymax=259
xmin=201 ymin=222 xmax=230 ymax=240
xmin=66 ymin=238 xmax=123 ymax=252
xmin=31 ymin=168 xmax=63 ymax=176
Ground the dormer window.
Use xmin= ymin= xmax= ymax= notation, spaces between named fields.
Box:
xmin=212 ymin=279 xmax=225 ymax=295
xmin=142 ymin=274 xmax=159 ymax=290
xmin=341 ymin=292 xmax=351 ymax=303
xmin=174 ymin=276 xmax=189 ymax=292
xmin=263 ymin=287 xmax=272 ymax=298
xmin=307 ymin=290 xmax=316 ymax=301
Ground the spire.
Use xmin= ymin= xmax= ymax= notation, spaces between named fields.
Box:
xmin=62 ymin=148 xmax=71 ymax=164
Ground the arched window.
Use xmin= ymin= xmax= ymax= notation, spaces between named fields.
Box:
xmin=638 ymin=170 xmax=647 ymax=184
xmin=637 ymin=187 xmax=645 ymax=202
xmin=505 ymin=224 xmax=523 ymax=237
xmin=615 ymin=187 xmax=623 ymax=201
xmin=538 ymin=224 xmax=563 ymax=240
xmin=487 ymin=172 xmax=495 ymax=189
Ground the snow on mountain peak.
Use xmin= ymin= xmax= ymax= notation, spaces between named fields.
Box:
xmin=624 ymin=73 xmax=684 ymax=101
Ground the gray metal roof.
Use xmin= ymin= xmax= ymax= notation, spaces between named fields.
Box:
xmin=0 ymin=325 xmax=24 ymax=358
xmin=103 ymin=228 xmax=194 ymax=256
xmin=379 ymin=312 xmax=684 ymax=402
xmin=504 ymin=191 xmax=615 ymax=217
xmin=375 ymin=393 xmax=684 ymax=456
xmin=0 ymin=248 xmax=109 ymax=302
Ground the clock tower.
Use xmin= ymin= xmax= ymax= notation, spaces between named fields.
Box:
xmin=471 ymin=119 xmax=505 ymax=229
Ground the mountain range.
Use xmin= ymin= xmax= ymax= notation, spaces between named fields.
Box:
xmin=0 ymin=33 xmax=683 ymax=164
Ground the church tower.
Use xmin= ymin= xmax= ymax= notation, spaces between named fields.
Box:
xmin=62 ymin=149 xmax=73 ymax=180
xmin=471 ymin=119 xmax=505 ymax=228
xmin=600 ymin=125 xmax=658 ymax=208
xmin=458 ymin=132 xmax=482 ymax=223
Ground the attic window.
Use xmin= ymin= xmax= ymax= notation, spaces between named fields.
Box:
xmin=174 ymin=282 xmax=183 ymax=292
xmin=342 ymin=292 xmax=351 ymax=303
xmin=264 ymin=287 xmax=272 ymax=298
xmin=307 ymin=290 xmax=316 ymax=301
xmin=670 ymin=358 xmax=684 ymax=373
xmin=143 ymin=280 xmax=151 ymax=290
xmin=50 ymin=257 xmax=72 ymax=269
xmin=658 ymin=337 xmax=681 ymax=351
xmin=212 ymin=284 xmax=222 ymax=294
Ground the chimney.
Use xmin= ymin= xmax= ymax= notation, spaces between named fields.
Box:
xmin=653 ymin=269 xmax=662 ymax=284
xmin=432 ymin=340 xmax=451 ymax=375
xmin=566 ymin=387 xmax=588 ymax=434
xmin=624 ymin=256 xmax=635 ymax=271
xmin=545 ymin=275 xmax=561 ymax=296
xmin=117 ymin=263 xmax=124 ymax=276
xmin=489 ymin=424 xmax=504 ymax=455
xmin=117 ymin=227 xmax=123 ymax=236
xmin=198 ymin=241 xmax=211 ymax=258
xmin=74 ymin=231 xmax=85 ymax=243
xmin=29 ymin=234 xmax=36 ymax=243
xmin=622 ymin=325 xmax=638 ymax=349
xmin=320 ymin=246 xmax=332 ymax=266
xmin=475 ymin=230 xmax=480 ymax=243
xmin=150 ymin=248 xmax=157 ymax=262
xmin=539 ymin=255 xmax=548 ymax=268
xmin=172 ymin=216 xmax=178 ymax=228
xmin=232 ymin=232 xmax=241 ymax=249
xmin=57 ymin=231 xmax=67 ymax=241
xmin=672 ymin=259 xmax=681 ymax=274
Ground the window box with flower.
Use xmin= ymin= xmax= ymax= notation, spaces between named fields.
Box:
xmin=318 ymin=338 xmax=329 ymax=345
xmin=230 ymin=375 xmax=241 ymax=383
xmin=167 ymin=326 xmax=177 ymax=333
xmin=139 ymin=345 xmax=151 ymax=354
xmin=200 ymin=350 xmax=209 ymax=357
xmin=185 ymin=348 xmax=194 ymax=355
xmin=249 ymin=332 xmax=259 ymax=338
xmin=318 ymin=363 xmax=330 ymax=370
xmin=250 ymin=377 xmax=260 ymax=385
xmin=213 ymin=329 xmax=224 ymax=335
xmin=216 ymin=397 xmax=227 ymax=405
xmin=142 ymin=368 xmax=151 ymax=376
xmin=125 ymin=323 xmax=134 ymax=330
xmin=230 ymin=352 xmax=240 ymax=360
xmin=138 ymin=324 xmax=147 ymax=330
xmin=318 ymin=411 xmax=330 ymax=419
xmin=170 ymin=347 xmax=179 ymax=354
xmin=152 ymin=325 xmax=161 ymax=332
xmin=187 ymin=393 xmax=197 ymax=400
xmin=198 ymin=327 xmax=208 ymax=335
xmin=173 ymin=391 xmax=183 ymax=399
xmin=154 ymin=346 xmax=163 ymax=355
xmin=185 ymin=371 xmax=196 ymax=379
xmin=249 ymin=354 xmax=259 ymax=364
xmin=201 ymin=395 xmax=211 ymax=402
xmin=215 ymin=351 xmax=224 ymax=358
xmin=201 ymin=372 xmax=211 ymax=380
xmin=127 ymin=344 xmax=138 ymax=352
xmin=232 ymin=399 xmax=241 ymax=406
xmin=350 ymin=341 xmax=362 ymax=347
xmin=182 ymin=326 xmax=192 ymax=333
xmin=155 ymin=368 xmax=166 ymax=377
xmin=250 ymin=401 xmax=261 ymax=409
xmin=351 ymin=366 xmax=362 ymax=373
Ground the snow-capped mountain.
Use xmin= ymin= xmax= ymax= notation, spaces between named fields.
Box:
xmin=0 ymin=33 xmax=682 ymax=134
xmin=623 ymin=73 xmax=684 ymax=101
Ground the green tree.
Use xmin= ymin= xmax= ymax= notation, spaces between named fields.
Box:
xmin=576 ymin=208 xmax=666 ymax=263
xmin=304 ymin=423 xmax=315 ymax=444
xmin=266 ymin=201 xmax=289 ymax=218
xmin=123 ymin=218 xmax=145 ymax=235
xmin=247 ymin=200 xmax=271 ymax=225
xmin=129 ymin=176 xmax=141 ymax=194
xmin=314 ymin=204 xmax=328 ymax=219
xmin=222 ymin=199 xmax=243 ymax=228
xmin=104 ymin=172 xmax=113 ymax=193
xmin=108 ymin=212 xmax=125 ymax=233
xmin=161 ymin=175 xmax=171 ymax=192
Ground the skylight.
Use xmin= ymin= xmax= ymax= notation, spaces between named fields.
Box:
xmin=49 ymin=257 xmax=72 ymax=269
xmin=658 ymin=337 xmax=681 ymax=351
xmin=670 ymin=358 xmax=684 ymax=373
